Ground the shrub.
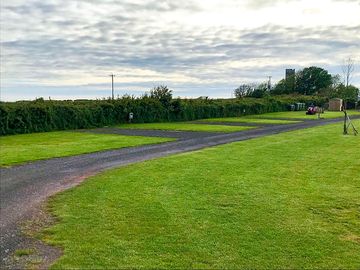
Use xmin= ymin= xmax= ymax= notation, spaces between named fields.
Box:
xmin=0 ymin=95 xmax=326 ymax=136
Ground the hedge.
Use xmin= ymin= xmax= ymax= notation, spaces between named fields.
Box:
xmin=0 ymin=95 xmax=326 ymax=136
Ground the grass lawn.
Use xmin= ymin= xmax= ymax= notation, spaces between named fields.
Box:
xmin=0 ymin=131 xmax=172 ymax=166
xmin=252 ymin=110 xmax=360 ymax=120
xmin=117 ymin=122 xmax=254 ymax=132
xmin=198 ymin=117 xmax=300 ymax=124
xmin=43 ymin=120 xmax=360 ymax=269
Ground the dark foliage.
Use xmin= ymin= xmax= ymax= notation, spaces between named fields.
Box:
xmin=234 ymin=84 xmax=253 ymax=98
xmin=271 ymin=66 xmax=335 ymax=96
xmin=0 ymin=95 xmax=326 ymax=136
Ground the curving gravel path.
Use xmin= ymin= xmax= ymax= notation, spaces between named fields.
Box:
xmin=0 ymin=116 xmax=357 ymax=268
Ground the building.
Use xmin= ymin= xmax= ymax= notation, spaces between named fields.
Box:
xmin=285 ymin=69 xmax=296 ymax=92
xmin=328 ymin=98 xmax=343 ymax=111
xmin=285 ymin=69 xmax=295 ymax=79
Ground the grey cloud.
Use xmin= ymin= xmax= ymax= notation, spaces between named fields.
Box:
xmin=3 ymin=3 xmax=57 ymax=14
xmin=4 ymin=0 xmax=201 ymax=14
xmin=1 ymin=0 xmax=360 ymax=101
xmin=2 ymin=23 xmax=359 ymax=75
xmin=117 ymin=0 xmax=200 ymax=12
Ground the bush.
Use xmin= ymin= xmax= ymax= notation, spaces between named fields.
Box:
xmin=0 ymin=95 xmax=326 ymax=136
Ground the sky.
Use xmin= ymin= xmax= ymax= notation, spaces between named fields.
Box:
xmin=1 ymin=0 xmax=360 ymax=101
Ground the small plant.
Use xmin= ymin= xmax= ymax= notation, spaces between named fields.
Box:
xmin=15 ymin=249 xmax=34 ymax=257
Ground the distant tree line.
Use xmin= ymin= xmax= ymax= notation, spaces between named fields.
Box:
xmin=234 ymin=65 xmax=359 ymax=107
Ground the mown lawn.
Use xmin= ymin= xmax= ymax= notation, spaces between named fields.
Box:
xmin=43 ymin=120 xmax=360 ymax=269
xmin=198 ymin=117 xmax=300 ymax=124
xmin=252 ymin=110 xmax=360 ymax=119
xmin=117 ymin=122 xmax=254 ymax=132
xmin=0 ymin=131 xmax=172 ymax=166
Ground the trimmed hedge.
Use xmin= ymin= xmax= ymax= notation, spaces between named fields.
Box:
xmin=0 ymin=95 xmax=326 ymax=136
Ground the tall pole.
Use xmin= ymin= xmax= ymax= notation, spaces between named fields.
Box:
xmin=267 ymin=76 xmax=272 ymax=91
xmin=109 ymin=74 xmax=115 ymax=99
xmin=343 ymin=110 xmax=348 ymax=135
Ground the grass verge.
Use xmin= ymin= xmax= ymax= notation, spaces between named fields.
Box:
xmin=43 ymin=120 xmax=360 ymax=269
xmin=117 ymin=122 xmax=254 ymax=132
xmin=0 ymin=131 xmax=172 ymax=166
xmin=198 ymin=117 xmax=300 ymax=124
xmin=251 ymin=110 xmax=360 ymax=119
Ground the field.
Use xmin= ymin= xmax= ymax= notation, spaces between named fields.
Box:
xmin=42 ymin=120 xmax=360 ymax=269
xmin=0 ymin=131 xmax=172 ymax=166
xmin=117 ymin=122 xmax=254 ymax=132
xmin=251 ymin=110 xmax=360 ymax=119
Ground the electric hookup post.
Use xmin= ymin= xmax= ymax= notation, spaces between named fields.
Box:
xmin=129 ymin=112 xmax=134 ymax=123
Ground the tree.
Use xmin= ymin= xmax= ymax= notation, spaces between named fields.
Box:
xmin=295 ymin=66 xmax=333 ymax=95
xmin=234 ymin=84 xmax=253 ymax=98
xmin=317 ymin=74 xmax=342 ymax=99
xmin=234 ymin=82 xmax=271 ymax=98
xmin=342 ymin=57 xmax=355 ymax=87
xmin=150 ymin=85 xmax=173 ymax=107
xmin=271 ymin=79 xmax=293 ymax=95
xmin=338 ymin=84 xmax=359 ymax=108
xmin=331 ymin=74 xmax=342 ymax=89
xmin=285 ymin=73 xmax=296 ymax=93
xmin=249 ymin=82 xmax=269 ymax=98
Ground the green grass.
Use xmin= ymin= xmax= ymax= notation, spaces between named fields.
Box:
xmin=252 ymin=110 xmax=360 ymax=120
xmin=43 ymin=120 xmax=360 ymax=269
xmin=117 ymin=122 xmax=254 ymax=132
xmin=198 ymin=117 xmax=300 ymax=124
xmin=0 ymin=131 xmax=172 ymax=166
xmin=14 ymin=249 xmax=34 ymax=257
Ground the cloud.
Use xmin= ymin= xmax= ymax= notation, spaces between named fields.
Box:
xmin=245 ymin=0 xmax=295 ymax=8
xmin=1 ymin=0 xmax=360 ymax=100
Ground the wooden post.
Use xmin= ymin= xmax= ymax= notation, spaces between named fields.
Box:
xmin=343 ymin=110 xmax=348 ymax=135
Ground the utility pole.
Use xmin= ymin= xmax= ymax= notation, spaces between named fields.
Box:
xmin=109 ymin=74 xmax=115 ymax=99
xmin=267 ymin=76 xmax=272 ymax=91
